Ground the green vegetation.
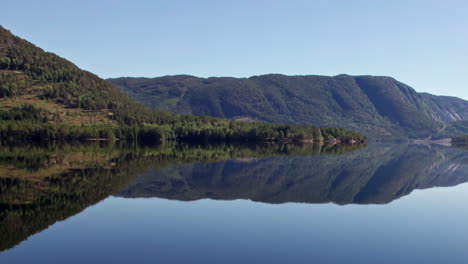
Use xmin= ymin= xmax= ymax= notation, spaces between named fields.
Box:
xmin=109 ymin=74 xmax=468 ymax=139
xmin=0 ymin=118 xmax=366 ymax=144
xmin=0 ymin=26 xmax=366 ymax=143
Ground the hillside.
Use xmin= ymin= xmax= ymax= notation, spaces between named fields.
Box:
xmin=0 ymin=26 xmax=365 ymax=143
xmin=108 ymin=74 xmax=468 ymax=139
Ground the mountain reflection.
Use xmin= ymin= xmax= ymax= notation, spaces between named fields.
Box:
xmin=0 ymin=142 xmax=362 ymax=252
xmin=0 ymin=142 xmax=467 ymax=252
xmin=116 ymin=144 xmax=468 ymax=205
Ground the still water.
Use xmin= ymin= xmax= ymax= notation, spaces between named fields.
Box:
xmin=0 ymin=142 xmax=467 ymax=263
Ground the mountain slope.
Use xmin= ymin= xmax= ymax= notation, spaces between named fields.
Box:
xmin=0 ymin=26 xmax=176 ymax=126
xmin=0 ymin=26 xmax=366 ymax=143
xmin=109 ymin=74 xmax=468 ymax=139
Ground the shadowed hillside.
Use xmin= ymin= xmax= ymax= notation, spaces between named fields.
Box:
xmin=109 ymin=74 xmax=468 ymax=139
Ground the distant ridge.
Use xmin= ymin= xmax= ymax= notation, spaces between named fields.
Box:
xmin=108 ymin=74 xmax=468 ymax=139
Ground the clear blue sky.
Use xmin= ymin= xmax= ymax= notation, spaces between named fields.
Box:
xmin=2 ymin=0 xmax=467 ymax=99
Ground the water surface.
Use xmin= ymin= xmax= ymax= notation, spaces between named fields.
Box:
xmin=0 ymin=142 xmax=467 ymax=263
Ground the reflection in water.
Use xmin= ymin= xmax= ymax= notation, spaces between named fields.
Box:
xmin=0 ymin=142 xmax=467 ymax=254
xmin=453 ymin=142 xmax=468 ymax=151
xmin=117 ymin=144 xmax=468 ymax=205
xmin=0 ymin=142 xmax=363 ymax=252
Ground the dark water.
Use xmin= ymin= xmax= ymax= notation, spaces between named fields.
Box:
xmin=0 ymin=142 xmax=468 ymax=264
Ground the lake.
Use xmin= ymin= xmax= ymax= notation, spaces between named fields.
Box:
xmin=0 ymin=142 xmax=467 ymax=264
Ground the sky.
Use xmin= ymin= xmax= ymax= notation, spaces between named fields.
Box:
xmin=2 ymin=0 xmax=467 ymax=99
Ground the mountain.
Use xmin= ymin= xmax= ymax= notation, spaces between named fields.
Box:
xmin=108 ymin=74 xmax=468 ymax=139
xmin=0 ymin=26 xmax=365 ymax=143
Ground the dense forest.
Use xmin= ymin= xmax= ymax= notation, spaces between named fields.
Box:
xmin=109 ymin=74 xmax=468 ymax=139
xmin=0 ymin=26 xmax=366 ymax=144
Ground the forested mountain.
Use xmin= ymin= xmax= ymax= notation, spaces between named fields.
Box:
xmin=109 ymin=74 xmax=468 ymax=139
xmin=0 ymin=26 xmax=365 ymax=143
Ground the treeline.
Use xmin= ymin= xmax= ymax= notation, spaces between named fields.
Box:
xmin=0 ymin=119 xmax=367 ymax=144
xmin=0 ymin=104 xmax=366 ymax=144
